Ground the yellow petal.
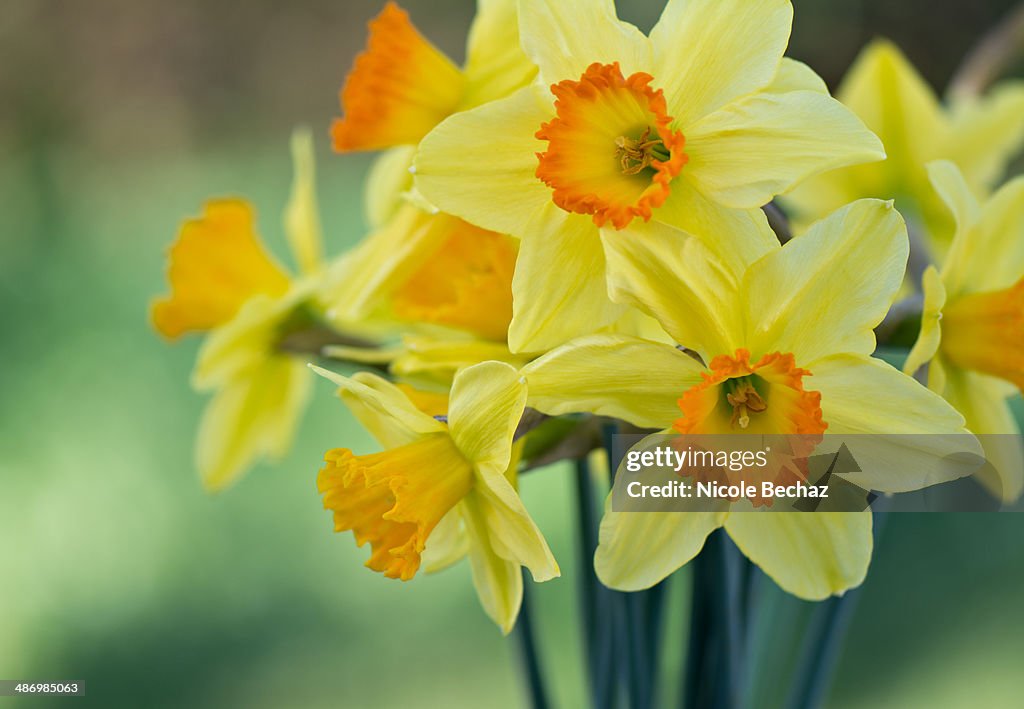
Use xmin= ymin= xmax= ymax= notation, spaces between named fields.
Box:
xmin=193 ymin=286 xmax=310 ymax=389
xmin=517 ymin=0 xmax=651 ymax=85
xmin=448 ymin=361 xmax=526 ymax=472
xmin=654 ymin=186 xmax=778 ymax=279
xmin=904 ymin=265 xmax=947 ymax=380
xmin=745 ymin=200 xmax=907 ymax=366
xmin=651 ymin=0 xmax=792 ymax=126
xmin=461 ymin=494 xmax=524 ymax=634
xmin=521 ymin=334 xmax=706 ymax=428
xmin=942 ymin=368 xmax=1024 ymax=503
xmin=461 ymin=0 xmax=538 ymax=109
xmin=151 ymin=199 xmax=290 ymax=339
xmin=724 ymin=511 xmax=872 ymax=600
xmin=331 ymin=2 xmax=464 ymax=152
xmin=601 ymin=219 xmax=743 ymax=361
xmin=508 ymin=206 xmax=626 ymax=353
xmin=196 ymin=356 xmax=311 ymax=491
xmin=283 ymin=129 xmax=323 ymax=275
xmin=765 ymin=58 xmax=829 ymax=95
xmin=392 ymin=336 xmax=527 ymax=385
xmin=414 ymin=85 xmax=552 ymax=237
xmin=963 ymin=176 xmax=1024 ymax=294
xmin=309 ymin=365 xmax=445 ymax=448
xmin=685 ymin=90 xmax=885 ymax=209
xmin=471 ymin=473 xmax=559 ymax=584
xmin=364 ymin=146 xmax=415 ymax=229
xmin=421 ymin=505 xmax=470 ymax=573
xmin=944 ymin=81 xmax=1024 ymax=191
xmin=812 ymin=353 xmax=979 ymax=493
xmin=595 ymin=499 xmax=726 ymax=591
xmin=837 ymin=39 xmax=947 ymax=184
xmin=323 ymin=205 xmax=449 ymax=322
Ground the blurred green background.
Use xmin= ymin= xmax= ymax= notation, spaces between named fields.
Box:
xmin=2 ymin=1 xmax=1023 ymax=707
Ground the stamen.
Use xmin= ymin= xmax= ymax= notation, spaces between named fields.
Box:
xmin=725 ymin=380 xmax=767 ymax=429
xmin=614 ymin=127 xmax=669 ymax=175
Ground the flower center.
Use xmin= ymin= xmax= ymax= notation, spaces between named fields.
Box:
xmin=318 ymin=433 xmax=473 ymax=581
xmin=724 ymin=377 xmax=768 ymax=429
xmin=675 ymin=349 xmax=827 ymax=435
xmin=535 ymin=62 xmax=687 ymax=230
xmin=941 ymin=278 xmax=1024 ymax=391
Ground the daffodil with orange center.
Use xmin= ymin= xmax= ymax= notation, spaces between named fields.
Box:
xmin=150 ymin=131 xmax=328 ymax=490
xmin=332 ymin=0 xmax=538 ymax=229
xmin=521 ymin=200 xmax=975 ymax=599
xmin=904 ymin=161 xmax=1024 ymax=503
xmin=311 ymin=361 xmax=559 ymax=632
xmin=415 ymin=0 xmax=885 ymax=353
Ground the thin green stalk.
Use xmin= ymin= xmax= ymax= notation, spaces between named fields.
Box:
xmin=575 ymin=457 xmax=614 ymax=709
xmin=683 ymin=540 xmax=715 ymax=709
xmin=514 ymin=569 xmax=550 ymax=709
xmin=785 ymin=501 xmax=891 ymax=709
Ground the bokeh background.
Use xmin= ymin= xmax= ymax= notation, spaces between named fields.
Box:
xmin=2 ymin=1 xmax=1023 ymax=707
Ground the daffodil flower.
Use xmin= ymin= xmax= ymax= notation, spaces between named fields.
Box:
xmin=333 ymin=0 xmax=537 ymax=228
xmin=323 ymin=204 xmax=529 ymax=384
xmin=784 ymin=40 xmax=1024 ymax=248
xmin=521 ymin=199 xmax=975 ymax=599
xmin=904 ymin=161 xmax=1024 ymax=503
xmin=151 ymin=131 xmax=326 ymax=490
xmin=311 ymin=361 xmax=559 ymax=632
xmin=415 ymin=0 xmax=884 ymax=353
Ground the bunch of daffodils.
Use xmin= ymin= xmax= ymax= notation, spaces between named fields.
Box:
xmin=151 ymin=0 xmax=1023 ymax=703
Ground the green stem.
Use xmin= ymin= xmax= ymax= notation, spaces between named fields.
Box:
xmin=785 ymin=501 xmax=890 ymax=709
xmin=514 ymin=570 xmax=551 ymax=709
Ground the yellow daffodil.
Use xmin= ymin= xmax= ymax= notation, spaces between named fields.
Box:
xmin=332 ymin=0 xmax=537 ymax=228
xmin=784 ymin=40 xmax=1024 ymax=248
xmin=904 ymin=161 xmax=1024 ymax=502
xmin=151 ymin=131 xmax=326 ymax=490
xmin=521 ymin=199 xmax=976 ymax=599
xmin=415 ymin=0 xmax=884 ymax=353
xmin=312 ymin=361 xmax=559 ymax=632
xmin=324 ymin=204 xmax=529 ymax=384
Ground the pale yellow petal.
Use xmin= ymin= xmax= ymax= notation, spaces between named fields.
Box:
xmin=322 ymin=205 xmax=448 ymax=322
xmin=745 ymin=200 xmax=907 ymax=366
xmin=685 ymin=90 xmax=885 ymax=209
xmin=942 ymin=368 xmax=1024 ymax=503
xmin=903 ymin=266 xmax=947 ymax=380
xmin=654 ymin=186 xmax=778 ymax=279
xmin=448 ymin=361 xmax=526 ymax=472
xmin=518 ymin=0 xmax=651 ymax=85
xmin=392 ymin=336 xmax=527 ymax=385
xmin=364 ymin=146 xmax=415 ymax=229
xmin=724 ymin=511 xmax=872 ymax=600
xmin=197 ymin=356 xmax=311 ymax=491
xmin=471 ymin=475 xmax=559 ymax=584
xmin=595 ymin=500 xmax=726 ymax=591
xmin=836 ymin=39 xmax=948 ymax=181
xmin=309 ymin=365 xmax=445 ymax=447
xmin=967 ymin=176 xmax=1024 ymax=293
xmin=944 ymin=81 xmax=1024 ymax=191
xmin=601 ymin=219 xmax=742 ymax=361
xmin=421 ymin=505 xmax=470 ymax=573
xmin=521 ymin=334 xmax=705 ymax=428
xmin=414 ymin=85 xmax=552 ymax=237
xmin=461 ymin=0 xmax=538 ymax=108
xmin=508 ymin=206 xmax=626 ymax=354
xmin=765 ymin=58 xmax=829 ymax=95
xmin=812 ymin=354 xmax=980 ymax=493
xmin=462 ymin=494 xmax=524 ymax=633
xmin=650 ymin=0 xmax=792 ymax=126
xmin=284 ymin=128 xmax=324 ymax=274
